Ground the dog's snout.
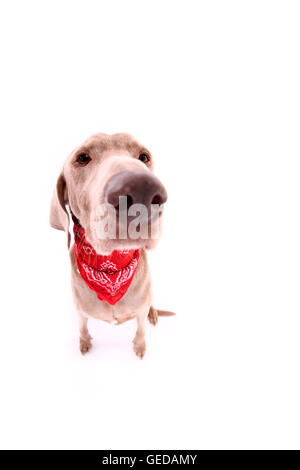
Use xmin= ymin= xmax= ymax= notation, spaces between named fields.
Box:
xmin=104 ymin=170 xmax=168 ymax=210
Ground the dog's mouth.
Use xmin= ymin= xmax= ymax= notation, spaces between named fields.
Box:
xmin=96 ymin=206 xmax=163 ymax=245
xmin=73 ymin=204 xmax=164 ymax=254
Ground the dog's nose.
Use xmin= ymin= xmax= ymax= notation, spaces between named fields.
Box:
xmin=104 ymin=170 xmax=167 ymax=210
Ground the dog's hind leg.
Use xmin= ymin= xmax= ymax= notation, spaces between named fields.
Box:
xmin=148 ymin=305 xmax=175 ymax=325
xmin=148 ymin=305 xmax=158 ymax=325
xmin=78 ymin=311 xmax=92 ymax=354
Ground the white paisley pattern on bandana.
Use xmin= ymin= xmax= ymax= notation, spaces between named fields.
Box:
xmin=81 ymin=257 xmax=139 ymax=295
xmin=73 ymin=222 xmax=141 ymax=305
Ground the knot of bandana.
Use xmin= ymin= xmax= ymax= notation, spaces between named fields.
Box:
xmin=73 ymin=223 xmax=140 ymax=305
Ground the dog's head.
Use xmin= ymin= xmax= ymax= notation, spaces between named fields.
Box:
xmin=50 ymin=133 xmax=167 ymax=254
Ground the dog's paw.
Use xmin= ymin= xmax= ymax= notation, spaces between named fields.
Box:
xmin=80 ymin=335 xmax=92 ymax=354
xmin=133 ymin=337 xmax=146 ymax=359
xmin=148 ymin=306 xmax=158 ymax=326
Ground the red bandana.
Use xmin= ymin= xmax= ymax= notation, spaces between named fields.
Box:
xmin=73 ymin=223 xmax=140 ymax=305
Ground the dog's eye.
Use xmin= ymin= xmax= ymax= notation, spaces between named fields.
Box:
xmin=139 ymin=153 xmax=150 ymax=164
xmin=76 ymin=153 xmax=91 ymax=166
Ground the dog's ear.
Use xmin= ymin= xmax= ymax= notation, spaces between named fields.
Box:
xmin=50 ymin=172 xmax=70 ymax=248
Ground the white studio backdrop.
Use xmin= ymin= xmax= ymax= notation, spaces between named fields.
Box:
xmin=0 ymin=0 xmax=300 ymax=450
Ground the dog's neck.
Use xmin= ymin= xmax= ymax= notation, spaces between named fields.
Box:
xmin=72 ymin=221 xmax=140 ymax=305
xmin=71 ymin=212 xmax=82 ymax=228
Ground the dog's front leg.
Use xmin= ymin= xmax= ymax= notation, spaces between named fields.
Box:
xmin=78 ymin=311 xmax=92 ymax=354
xmin=133 ymin=310 xmax=148 ymax=359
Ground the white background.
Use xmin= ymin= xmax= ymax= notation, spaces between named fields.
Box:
xmin=0 ymin=0 xmax=300 ymax=450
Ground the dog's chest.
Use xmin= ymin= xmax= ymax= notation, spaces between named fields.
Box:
xmin=93 ymin=301 xmax=135 ymax=324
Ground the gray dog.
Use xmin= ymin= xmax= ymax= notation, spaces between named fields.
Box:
xmin=50 ymin=133 xmax=174 ymax=359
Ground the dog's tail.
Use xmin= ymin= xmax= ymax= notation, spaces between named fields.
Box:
xmin=157 ymin=309 xmax=176 ymax=316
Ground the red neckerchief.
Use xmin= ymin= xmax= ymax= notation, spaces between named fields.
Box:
xmin=73 ymin=222 xmax=140 ymax=305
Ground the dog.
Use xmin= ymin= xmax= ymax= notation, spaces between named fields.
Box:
xmin=50 ymin=133 xmax=174 ymax=358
